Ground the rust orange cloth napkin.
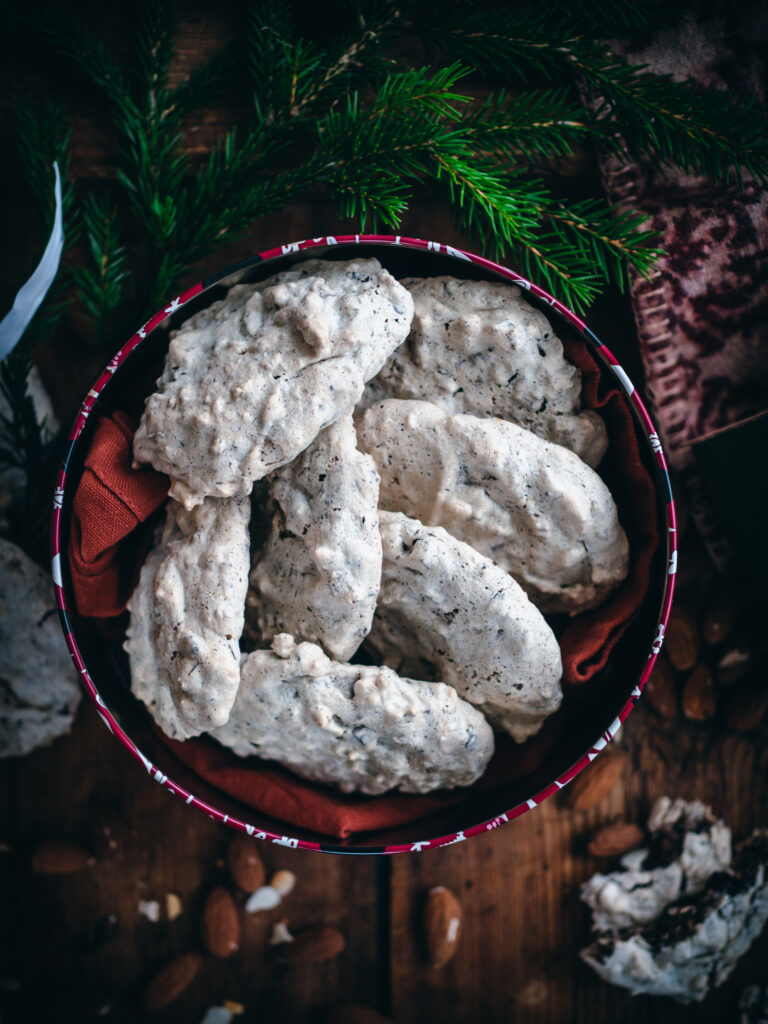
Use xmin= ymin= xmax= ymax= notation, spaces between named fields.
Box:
xmin=69 ymin=411 xmax=169 ymax=618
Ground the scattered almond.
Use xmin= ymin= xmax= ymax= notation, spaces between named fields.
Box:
xmin=227 ymin=835 xmax=266 ymax=893
xmin=165 ymin=892 xmax=183 ymax=921
xmin=725 ymin=680 xmax=768 ymax=732
xmin=716 ymin=635 xmax=753 ymax=686
xmin=30 ymin=839 xmax=96 ymax=874
xmin=644 ymin=656 xmax=678 ymax=718
xmin=245 ymin=886 xmax=281 ymax=912
xmin=142 ymin=952 xmax=203 ymax=1010
xmin=424 ymin=886 xmax=462 ymax=968
xmin=270 ymin=870 xmax=296 ymax=897
xmin=682 ymin=663 xmax=717 ymax=721
xmin=588 ymin=823 xmax=644 ymax=858
xmin=203 ymin=885 xmax=240 ymax=958
xmin=564 ymin=750 xmax=626 ymax=810
xmin=701 ymin=588 xmax=737 ymax=646
xmin=665 ymin=607 xmax=699 ymax=671
xmin=274 ymin=925 xmax=345 ymax=964
xmin=222 ymin=1003 xmax=246 ymax=1016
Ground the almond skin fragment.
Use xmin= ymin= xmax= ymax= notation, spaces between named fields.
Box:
xmin=564 ymin=750 xmax=627 ymax=810
xmin=682 ymin=663 xmax=716 ymax=721
xmin=30 ymin=839 xmax=96 ymax=874
xmin=665 ymin=607 xmax=699 ymax=671
xmin=202 ymin=885 xmax=240 ymax=958
xmin=424 ymin=886 xmax=462 ymax=968
xmin=227 ymin=835 xmax=266 ymax=893
xmin=644 ymin=656 xmax=678 ymax=718
xmin=588 ymin=823 xmax=644 ymax=858
xmin=274 ymin=925 xmax=345 ymax=964
xmin=142 ymin=952 xmax=203 ymax=1010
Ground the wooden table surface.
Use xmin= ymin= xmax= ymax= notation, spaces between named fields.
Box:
xmin=1 ymin=6 xmax=766 ymax=1022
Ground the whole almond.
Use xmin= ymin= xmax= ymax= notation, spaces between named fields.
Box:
xmin=644 ymin=656 xmax=678 ymax=718
xmin=725 ymin=680 xmax=768 ymax=732
xmin=588 ymin=823 xmax=644 ymax=857
xmin=701 ymin=588 xmax=737 ymax=646
xmin=227 ymin=835 xmax=266 ymax=893
xmin=30 ymin=839 xmax=96 ymax=874
xmin=142 ymin=952 xmax=203 ymax=1010
xmin=274 ymin=925 xmax=345 ymax=964
xmin=665 ymin=607 xmax=699 ymax=671
xmin=202 ymin=885 xmax=240 ymax=958
xmin=424 ymin=886 xmax=462 ymax=968
xmin=564 ymin=750 xmax=626 ymax=810
xmin=682 ymin=663 xmax=717 ymax=721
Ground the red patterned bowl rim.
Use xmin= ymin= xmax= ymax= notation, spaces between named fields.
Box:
xmin=50 ymin=233 xmax=677 ymax=855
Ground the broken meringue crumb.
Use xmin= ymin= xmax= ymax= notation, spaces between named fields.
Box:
xmin=580 ymin=798 xmax=768 ymax=1003
xmin=199 ymin=1008 xmax=234 ymax=1024
xmin=138 ymin=899 xmax=160 ymax=923
xmin=245 ymin=885 xmax=282 ymax=912
xmin=269 ymin=920 xmax=294 ymax=945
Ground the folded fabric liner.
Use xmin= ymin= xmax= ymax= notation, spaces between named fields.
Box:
xmin=67 ymin=334 xmax=658 ymax=840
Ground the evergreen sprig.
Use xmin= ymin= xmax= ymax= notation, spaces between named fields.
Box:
xmin=5 ymin=0 xmax=767 ymax=325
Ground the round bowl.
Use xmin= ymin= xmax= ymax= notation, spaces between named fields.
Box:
xmin=51 ymin=234 xmax=677 ymax=854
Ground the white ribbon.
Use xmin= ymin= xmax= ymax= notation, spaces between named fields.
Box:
xmin=0 ymin=162 xmax=64 ymax=360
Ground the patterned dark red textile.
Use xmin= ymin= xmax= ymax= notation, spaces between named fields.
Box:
xmin=592 ymin=8 xmax=768 ymax=570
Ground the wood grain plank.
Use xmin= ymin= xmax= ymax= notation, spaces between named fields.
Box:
xmin=0 ymin=702 xmax=383 ymax=1023
xmin=389 ymin=704 xmax=768 ymax=1024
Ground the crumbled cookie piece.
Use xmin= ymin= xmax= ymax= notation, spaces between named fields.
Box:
xmin=367 ymin=511 xmax=562 ymax=741
xmin=358 ymin=399 xmax=628 ymax=613
xmin=581 ymin=797 xmax=732 ymax=931
xmin=0 ymin=539 xmax=81 ymax=757
xmin=365 ymin=275 xmax=607 ymax=466
xmin=581 ymin=829 xmax=768 ymax=1003
xmin=134 ymin=259 xmax=413 ymax=508
xmin=126 ymin=496 xmax=250 ymax=738
xmin=248 ymin=414 xmax=381 ymax=661
xmin=211 ymin=634 xmax=494 ymax=794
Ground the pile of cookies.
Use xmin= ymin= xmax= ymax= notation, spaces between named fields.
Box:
xmin=126 ymin=258 xmax=629 ymax=794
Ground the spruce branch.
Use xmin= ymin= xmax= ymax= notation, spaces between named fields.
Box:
xmin=574 ymin=47 xmax=768 ymax=185
xmin=539 ymin=198 xmax=663 ymax=292
xmin=462 ymin=88 xmax=601 ymax=162
xmin=73 ymin=194 xmax=131 ymax=343
xmin=131 ymin=0 xmax=178 ymax=102
xmin=8 ymin=0 xmax=767 ymax=334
